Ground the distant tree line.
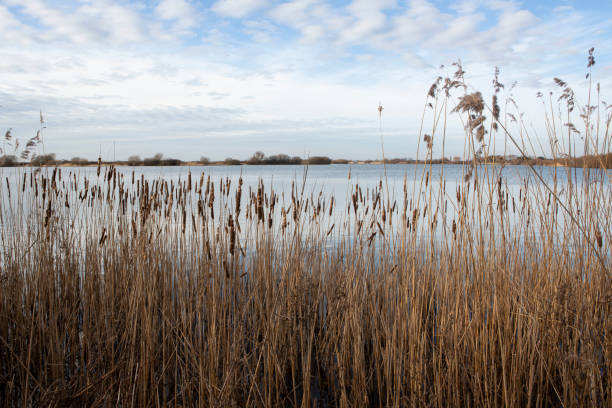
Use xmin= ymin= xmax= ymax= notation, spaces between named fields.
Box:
xmin=248 ymin=151 xmax=302 ymax=165
xmin=1 ymin=152 xmax=610 ymax=169
xmin=247 ymin=151 xmax=331 ymax=165
xmin=306 ymin=156 xmax=332 ymax=165
xmin=126 ymin=153 xmax=181 ymax=166
xmin=0 ymin=154 xmax=93 ymax=167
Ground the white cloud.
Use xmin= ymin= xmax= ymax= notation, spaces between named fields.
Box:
xmin=212 ymin=0 xmax=269 ymax=19
xmin=3 ymin=0 xmax=148 ymax=45
xmin=0 ymin=0 xmax=610 ymax=160
xmin=450 ymin=0 xmax=480 ymax=15
xmin=336 ymin=0 xmax=396 ymax=45
xmin=0 ymin=4 xmax=35 ymax=45
xmin=155 ymin=0 xmax=197 ymax=30
xmin=242 ymin=19 xmax=278 ymax=43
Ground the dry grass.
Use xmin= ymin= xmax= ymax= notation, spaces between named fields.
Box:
xmin=0 ymin=55 xmax=610 ymax=407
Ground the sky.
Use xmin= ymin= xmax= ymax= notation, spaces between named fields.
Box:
xmin=0 ymin=0 xmax=611 ymax=161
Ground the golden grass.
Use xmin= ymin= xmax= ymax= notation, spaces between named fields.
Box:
xmin=0 ymin=54 xmax=610 ymax=407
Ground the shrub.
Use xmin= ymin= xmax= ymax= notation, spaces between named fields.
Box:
xmin=70 ymin=157 xmax=88 ymax=165
xmin=31 ymin=153 xmax=56 ymax=166
xmin=307 ymin=156 xmax=332 ymax=165
xmin=127 ymin=155 xmax=142 ymax=166
xmin=224 ymin=157 xmax=241 ymax=165
xmin=0 ymin=155 xmax=18 ymax=167
xmin=161 ymin=158 xmax=182 ymax=166
xmin=264 ymin=154 xmax=302 ymax=165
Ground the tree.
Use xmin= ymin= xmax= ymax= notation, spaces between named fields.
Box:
xmin=127 ymin=155 xmax=142 ymax=166
xmin=248 ymin=151 xmax=265 ymax=164
xmin=31 ymin=153 xmax=56 ymax=166
xmin=307 ymin=156 xmax=332 ymax=165
xmin=199 ymin=156 xmax=210 ymax=165
xmin=143 ymin=153 xmax=163 ymax=166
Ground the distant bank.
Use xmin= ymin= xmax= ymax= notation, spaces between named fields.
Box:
xmin=1 ymin=152 xmax=610 ymax=169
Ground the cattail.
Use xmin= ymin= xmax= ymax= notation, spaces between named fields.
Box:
xmin=281 ymin=208 xmax=287 ymax=230
xmin=205 ymin=239 xmax=211 ymax=260
xmin=44 ymin=199 xmax=51 ymax=227
xmin=228 ymin=215 xmax=236 ymax=255
xmin=257 ymin=182 xmax=264 ymax=223
xmin=367 ymin=231 xmax=377 ymax=246
xmin=235 ymin=177 xmax=243 ymax=216
xmin=99 ymin=228 xmax=107 ymax=246
xmin=464 ymin=168 xmax=472 ymax=182
xmin=209 ymin=183 xmax=215 ymax=207
xmin=595 ymin=229 xmax=602 ymax=248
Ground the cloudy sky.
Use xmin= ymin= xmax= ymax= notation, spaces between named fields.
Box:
xmin=0 ymin=0 xmax=610 ymax=161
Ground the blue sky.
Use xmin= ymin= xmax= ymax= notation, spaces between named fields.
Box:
xmin=0 ymin=0 xmax=611 ymax=161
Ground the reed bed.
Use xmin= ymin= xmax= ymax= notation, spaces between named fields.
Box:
xmin=0 ymin=57 xmax=611 ymax=407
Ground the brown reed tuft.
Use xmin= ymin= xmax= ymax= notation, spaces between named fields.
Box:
xmin=0 ymin=51 xmax=610 ymax=408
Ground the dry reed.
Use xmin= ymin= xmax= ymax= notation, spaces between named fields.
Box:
xmin=0 ymin=53 xmax=610 ymax=407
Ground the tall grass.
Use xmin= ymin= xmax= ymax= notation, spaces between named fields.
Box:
xmin=0 ymin=54 xmax=610 ymax=407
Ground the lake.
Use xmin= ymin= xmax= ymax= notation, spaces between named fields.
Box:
xmin=1 ymin=163 xmax=609 ymax=248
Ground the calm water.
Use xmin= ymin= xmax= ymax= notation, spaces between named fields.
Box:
xmin=1 ymin=163 xmax=610 ymax=244
xmin=22 ymin=163 xmax=603 ymax=197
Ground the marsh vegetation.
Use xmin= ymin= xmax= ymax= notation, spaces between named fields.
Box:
xmin=0 ymin=53 xmax=610 ymax=407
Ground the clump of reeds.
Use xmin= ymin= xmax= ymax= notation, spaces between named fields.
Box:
xmin=0 ymin=50 xmax=610 ymax=407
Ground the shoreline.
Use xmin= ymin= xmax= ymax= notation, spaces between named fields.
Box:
xmin=0 ymin=160 xmax=608 ymax=169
